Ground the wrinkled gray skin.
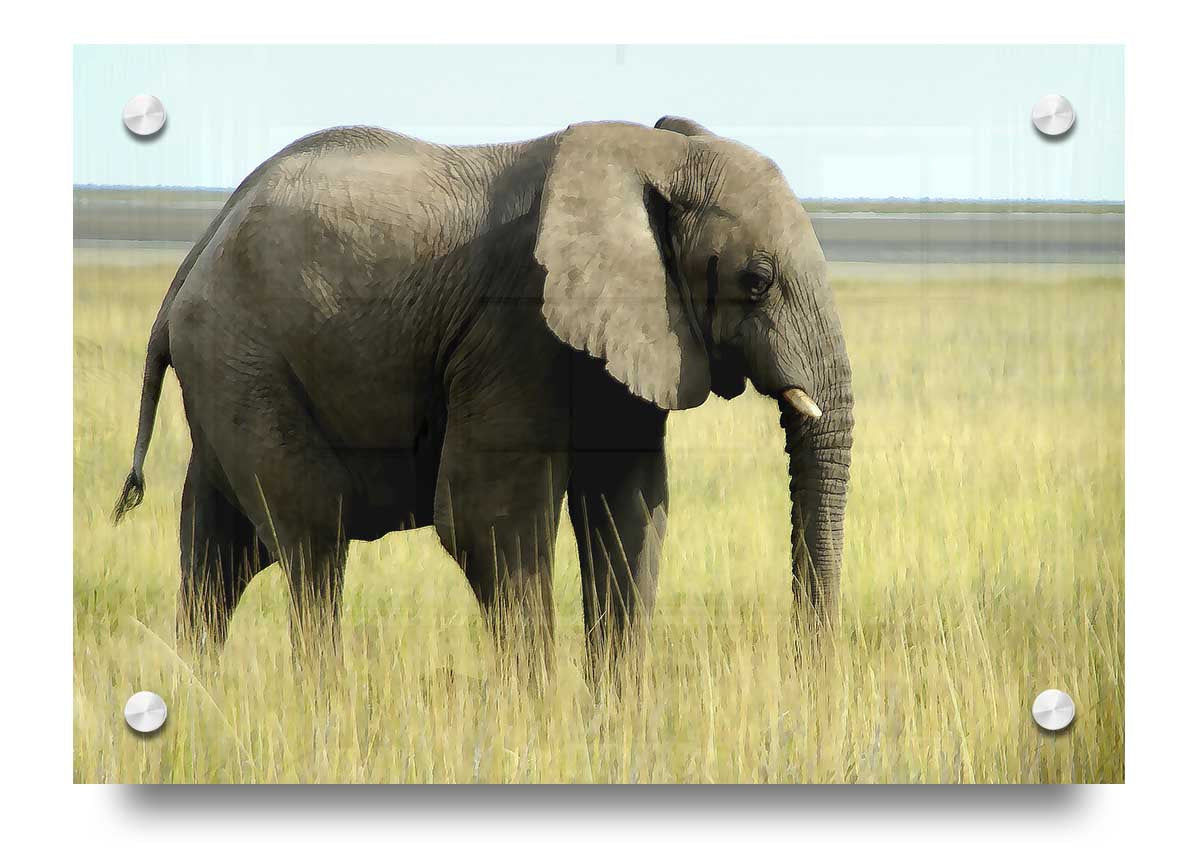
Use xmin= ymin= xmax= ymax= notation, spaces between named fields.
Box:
xmin=114 ymin=116 xmax=853 ymax=672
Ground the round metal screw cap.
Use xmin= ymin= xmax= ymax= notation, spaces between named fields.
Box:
xmin=1031 ymin=94 xmax=1075 ymax=136
xmin=124 ymin=690 xmax=168 ymax=733
xmin=122 ymin=94 xmax=166 ymax=137
xmin=1032 ymin=688 xmax=1075 ymax=731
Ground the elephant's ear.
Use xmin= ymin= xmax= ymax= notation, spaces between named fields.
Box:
xmin=534 ymin=122 xmax=710 ymax=411
xmin=654 ymin=115 xmax=716 ymax=137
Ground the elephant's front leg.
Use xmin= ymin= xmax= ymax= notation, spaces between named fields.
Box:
xmin=434 ymin=435 xmax=569 ymax=685
xmin=568 ymin=445 xmax=668 ymax=680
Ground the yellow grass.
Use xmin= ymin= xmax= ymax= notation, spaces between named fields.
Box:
xmin=74 ymin=249 xmax=1124 ymax=783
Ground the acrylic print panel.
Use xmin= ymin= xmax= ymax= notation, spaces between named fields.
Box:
xmin=73 ymin=45 xmax=1124 ymax=784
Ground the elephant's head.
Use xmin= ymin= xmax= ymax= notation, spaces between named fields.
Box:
xmin=534 ymin=117 xmax=853 ymax=626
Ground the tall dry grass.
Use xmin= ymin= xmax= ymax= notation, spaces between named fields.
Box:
xmin=74 ymin=249 xmax=1123 ymax=782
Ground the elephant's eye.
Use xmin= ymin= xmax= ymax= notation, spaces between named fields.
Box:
xmin=738 ymin=260 xmax=774 ymax=302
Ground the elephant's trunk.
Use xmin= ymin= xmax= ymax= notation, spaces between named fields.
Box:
xmin=781 ymin=383 xmax=853 ymax=627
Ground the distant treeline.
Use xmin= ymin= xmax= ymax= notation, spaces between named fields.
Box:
xmin=73 ymin=187 xmax=1124 ymax=263
xmin=804 ymin=199 xmax=1124 ymax=214
xmin=73 ymin=186 xmax=1124 ymax=216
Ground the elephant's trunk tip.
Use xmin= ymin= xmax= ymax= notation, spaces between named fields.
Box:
xmin=781 ymin=387 xmax=822 ymax=419
xmin=112 ymin=469 xmax=145 ymax=525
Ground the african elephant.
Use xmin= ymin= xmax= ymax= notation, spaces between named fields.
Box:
xmin=113 ymin=115 xmax=854 ymax=671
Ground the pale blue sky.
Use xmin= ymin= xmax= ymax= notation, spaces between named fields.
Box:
xmin=74 ymin=45 xmax=1123 ymax=200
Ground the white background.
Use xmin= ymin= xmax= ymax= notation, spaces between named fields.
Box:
xmin=6 ymin=1 xmax=1194 ymax=856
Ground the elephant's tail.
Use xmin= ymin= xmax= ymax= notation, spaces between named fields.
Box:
xmin=113 ymin=318 xmax=171 ymax=524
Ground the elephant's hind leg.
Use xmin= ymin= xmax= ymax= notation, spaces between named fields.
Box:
xmin=182 ymin=352 xmax=357 ymax=669
xmin=434 ymin=442 xmax=569 ymax=686
xmin=235 ymin=448 xmax=352 ymax=671
xmin=178 ymin=456 xmax=273 ymax=658
xmin=272 ymin=530 xmax=349 ymax=671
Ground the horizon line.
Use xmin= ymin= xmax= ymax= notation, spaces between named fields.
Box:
xmin=71 ymin=184 xmax=1126 ymax=206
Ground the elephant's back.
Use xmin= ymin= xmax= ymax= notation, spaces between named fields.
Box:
xmin=166 ymin=125 xmax=547 ymax=438
xmin=222 ymin=130 xmax=495 ymax=289
xmin=166 ymin=130 xmax=467 ymax=447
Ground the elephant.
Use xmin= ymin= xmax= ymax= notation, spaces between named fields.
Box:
xmin=113 ymin=115 xmax=854 ymax=673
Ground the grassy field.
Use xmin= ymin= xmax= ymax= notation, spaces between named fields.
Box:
xmin=73 ymin=249 xmax=1124 ymax=783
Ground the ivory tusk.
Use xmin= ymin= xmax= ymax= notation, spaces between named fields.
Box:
xmin=782 ymin=388 xmax=822 ymax=419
